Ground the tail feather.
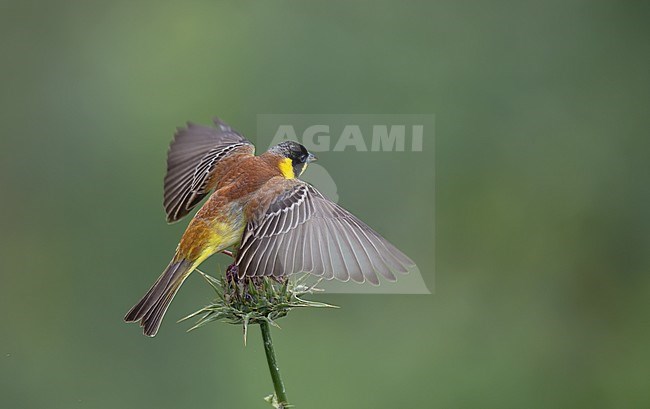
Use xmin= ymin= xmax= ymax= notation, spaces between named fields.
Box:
xmin=124 ymin=258 xmax=194 ymax=337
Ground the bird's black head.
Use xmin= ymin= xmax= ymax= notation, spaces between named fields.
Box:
xmin=268 ymin=141 xmax=317 ymax=179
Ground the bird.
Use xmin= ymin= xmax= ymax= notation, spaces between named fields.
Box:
xmin=124 ymin=117 xmax=415 ymax=336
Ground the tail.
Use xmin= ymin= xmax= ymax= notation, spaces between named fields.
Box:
xmin=124 ymin=258 xmax=194 ymax=337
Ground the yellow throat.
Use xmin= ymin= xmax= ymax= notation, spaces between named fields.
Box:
xmin=278 ymin=158 xmax=295 ymax=179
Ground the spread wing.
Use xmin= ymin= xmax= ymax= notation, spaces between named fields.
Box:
xmin=236 ymin=180 xmax=415 ymax=285
xmin=163 ymin=117 xmax=255 ymax=223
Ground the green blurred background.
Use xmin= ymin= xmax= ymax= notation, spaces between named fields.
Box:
xmin=1 ymin=1 xmax=649 ymax=408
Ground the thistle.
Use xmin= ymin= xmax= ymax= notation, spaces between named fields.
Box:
xmin=180 ymin=263 xmax=337 ymax=408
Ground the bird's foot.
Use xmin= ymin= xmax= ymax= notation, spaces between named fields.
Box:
xmin=221 ymin=250 xmax=235 ymax=258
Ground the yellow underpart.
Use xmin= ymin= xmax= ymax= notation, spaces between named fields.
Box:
xmin=278 ymin=158 xmax=295 ymax=179
xmin=191 ymin=221 xmax=246 ymax=267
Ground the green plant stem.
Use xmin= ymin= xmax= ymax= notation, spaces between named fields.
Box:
xmin=260 ymin=320 xmax=289 ymax=407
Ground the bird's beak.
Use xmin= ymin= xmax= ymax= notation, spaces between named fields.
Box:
xmin=307 ymin=153 xmax=318 ymax=163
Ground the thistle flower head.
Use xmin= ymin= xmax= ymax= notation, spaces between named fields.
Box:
xmin=180 ymin=264 xmax=337 ymax=343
